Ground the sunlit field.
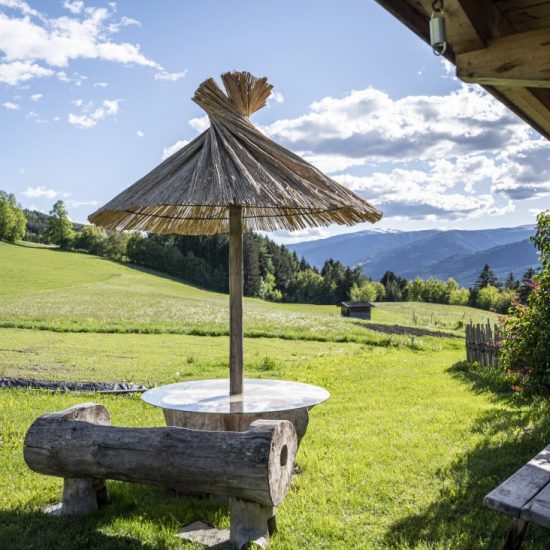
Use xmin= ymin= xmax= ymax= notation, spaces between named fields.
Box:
xmin=2 ymin=242 xmax=543 ymax=549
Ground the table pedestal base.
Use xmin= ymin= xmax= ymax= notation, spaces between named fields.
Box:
xmin=163 ymin=407 xmax=309 ymax=445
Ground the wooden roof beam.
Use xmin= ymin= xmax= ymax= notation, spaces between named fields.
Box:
xmin=456 ymin=28 xmax=550 ymax=87
xmin=455 ymin=0 xmax=516 ymax=43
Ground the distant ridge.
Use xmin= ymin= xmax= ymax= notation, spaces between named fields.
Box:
xmin=288 ymin=225 xmax=539 ymax=286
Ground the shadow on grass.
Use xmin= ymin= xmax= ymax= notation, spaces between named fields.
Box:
xmin=447 ymin=360 xmax=520 ymax=403
xmin=384 ymin=363 xmax=550 ymax=549
xmin=0 ymin=482 xmax=227 ymax=550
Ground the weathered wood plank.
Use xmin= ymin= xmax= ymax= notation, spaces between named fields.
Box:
xmin=457 ymin=0 xmax=517 ymax=44
xmin=484 ymin=446 xmax=550 ymax=516
xmin=457 ymin=28 xmax=550 ymax=88
xmin=521 ymin=480 xmax=550 ymax=528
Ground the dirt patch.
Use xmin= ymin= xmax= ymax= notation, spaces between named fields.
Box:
xmin=357 ymin=322 xmax=463 ymax=339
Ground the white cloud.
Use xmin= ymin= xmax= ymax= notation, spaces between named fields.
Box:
xmin=336 ymin=168 xmax=514 ymax=222
xmin=30 ymin=92 xmax=42 ymax=101
xmin=2 ymin=101 xmax=19 ymax=109
xmin=267 ymin=89 xmax=284 ymax=106
xmin=0 ymin=3 xmax=186 ymax=85
xmin=0 ymin=60 xmax=53 ymax=85
xmin=62 ymin=1 xmax=83 ymax=14
xmin=121 ymin=16 xmax=140 ymax=26
xmin=162 ymin=139 xmax=189 ymax=160
xmin=154 ymin=69 xmax=187 ymax=81
xmin=302 ymin=154 xmax=367 ymax=174
xmin=136 ymin=129 xmax=144 ymax=137
xmin=258 ymin=82 xmax=550 ymax=222
xmin=68 ymin=98 xmax=120 ymax=128
xmin=93 ymin=81 xmax=108 ymax=87
xmin=27 ymin=203 xmax=47 ymax=213
xmin=265 ymin=84 xmax=526 ymax=171
xmin=22 ymin=186 xmax=58 ymax=198
xmin=0 ymin=0 xmax=40 ymax=18
xmin=66 ymin=199 xmax=99 ymax=207
xmin=188 ymin=115 xmax=209 ymax=133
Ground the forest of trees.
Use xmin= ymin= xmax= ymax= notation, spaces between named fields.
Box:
xmin=0 ymin=192 xmax=538 ymax=311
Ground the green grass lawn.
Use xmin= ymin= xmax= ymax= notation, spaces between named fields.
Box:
xmin=0 ymin=241 xmax=543 ymax=549
xmin=3 ymin=352 xmax=550 ymax=549
xmin=0 ymin=328 xmax=367 ymax=384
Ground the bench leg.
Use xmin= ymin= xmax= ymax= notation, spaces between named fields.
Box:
xmin=504 ymin=518 xmax=528 ymax=550
xmin=229 ymin=497 xmax=275 ymax=549
xmin=62 ymin=477 xmax=109 ymax=516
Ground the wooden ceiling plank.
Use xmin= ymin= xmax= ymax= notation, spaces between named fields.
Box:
xmin=456 ymin=0 xmax=517 ymax=41
xmin=456 ymin=28 xmax=550 ymax=87
xmin=497 ymin=0 xmax=550 ymax=11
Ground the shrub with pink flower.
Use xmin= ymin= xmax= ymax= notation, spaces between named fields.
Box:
xmin=500 ymin=211 xmax=550 ymax=395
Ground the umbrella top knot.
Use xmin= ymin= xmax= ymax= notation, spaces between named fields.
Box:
xmin=193 ymin=71 xmax=273 ymax=119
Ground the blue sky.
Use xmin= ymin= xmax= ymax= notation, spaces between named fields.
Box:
xmin=1 ymin=0 xmax=549 ymax=243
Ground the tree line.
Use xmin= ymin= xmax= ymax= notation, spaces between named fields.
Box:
xmin=0 ymin=192 xmax=537 ymax=311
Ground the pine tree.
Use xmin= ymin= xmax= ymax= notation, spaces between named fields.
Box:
xmin=243 ymin=234 xmax=261 ymax=296
xmin=504 ymin=272 xmax=519 ymax=290
xmin=380 ymin=271 xmax=407 ymax=301
xmin=518 ymin=267 xmax=538 ymax=302
xmin=474 ymin=264 xmax=500 ymax=290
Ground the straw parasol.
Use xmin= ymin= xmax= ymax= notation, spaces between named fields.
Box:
xmin=89 ymin=71 xmax=382 ymax=395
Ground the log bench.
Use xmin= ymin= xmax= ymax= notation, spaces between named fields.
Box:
xmin=484 ymin=444 xmax=550 ymax=549
xmin=24 ymin=402 xmax=297 ymax=549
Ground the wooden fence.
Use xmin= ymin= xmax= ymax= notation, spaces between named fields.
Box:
xmin=465 ymin=321 xmax=500 ymax=367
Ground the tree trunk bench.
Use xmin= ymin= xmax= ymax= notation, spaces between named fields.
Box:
xmin=24 ymin=402 xmax=297 ymax=549
xmin=484 ymin=444 xmax=550 ymax=549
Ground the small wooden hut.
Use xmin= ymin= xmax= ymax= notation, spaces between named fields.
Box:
xmin=340 ymin=301 xmax=375 ymax=320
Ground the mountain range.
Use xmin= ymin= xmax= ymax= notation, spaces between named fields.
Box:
xmin=287 ymin=226 xmax=540 ymax=287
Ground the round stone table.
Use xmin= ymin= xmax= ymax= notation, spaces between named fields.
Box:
xmin=142 ymin=378 xmax=329 ymax=445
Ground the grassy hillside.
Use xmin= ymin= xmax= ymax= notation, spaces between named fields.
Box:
xmin=0 ymin=242 xmax=497 ymax=346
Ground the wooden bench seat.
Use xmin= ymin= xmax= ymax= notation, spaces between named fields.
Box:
xmin=24 ymin=402 xmax=297 ymax=549
xmin=484 ymin=445 xmax=550 ymax=549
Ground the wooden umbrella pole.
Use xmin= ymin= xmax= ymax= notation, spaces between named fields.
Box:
xmin=229 ymin=205 xmax=244 ymax=395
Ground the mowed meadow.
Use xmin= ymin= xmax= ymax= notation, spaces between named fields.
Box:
xmin=2 ymin=241 xmax=549 ymax=549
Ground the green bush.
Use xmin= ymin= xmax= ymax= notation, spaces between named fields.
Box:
xmin=350 ymin=280 xmax=385 ymax=302
xmin=500 ymin=211 xmax=550 ymax=395
xmin=449 ymin=288 xmax=469 ymax=306
xmin=477 ymin=285 xmax=500 ymax=310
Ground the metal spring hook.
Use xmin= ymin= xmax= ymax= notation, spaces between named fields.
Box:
xmin=430 ymin=0 xmax=447 ymax=56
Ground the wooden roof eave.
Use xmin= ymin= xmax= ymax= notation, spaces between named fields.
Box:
xmin=374 ymin=0 xmax=550 ymax=141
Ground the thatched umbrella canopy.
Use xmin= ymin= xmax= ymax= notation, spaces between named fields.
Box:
xmin=89 ymin=71 xmax=382 ymax=395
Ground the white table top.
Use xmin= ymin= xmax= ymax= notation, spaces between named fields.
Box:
xmin=142 ymin=378 xmax=330 ymax=414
